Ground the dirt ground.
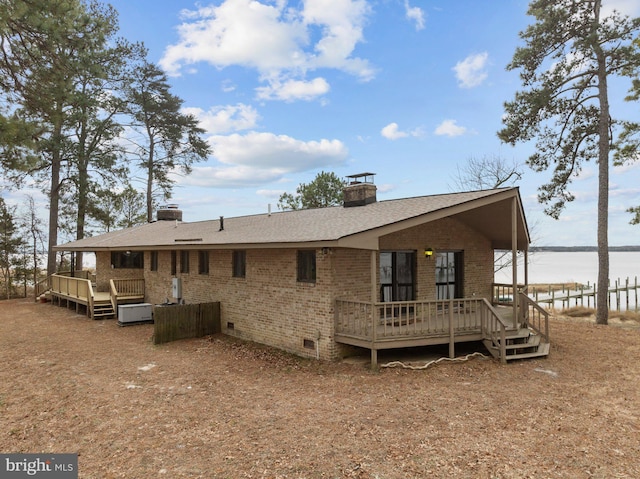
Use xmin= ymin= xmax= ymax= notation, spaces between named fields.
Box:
xmin=1 ymin=298 xmax=639 ymax=479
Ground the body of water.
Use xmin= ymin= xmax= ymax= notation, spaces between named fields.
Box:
xmin=495 ymin=251 xmax=640 ymax=286
xmin=495 ymin=251 xmax=640 ymax=311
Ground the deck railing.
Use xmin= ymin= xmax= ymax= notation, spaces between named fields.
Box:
xmin=35 ymin=270 xmax=91 ymax=300
xmin=109 ymin=278 xmax=145 ymax=317
xmin=110 ymin=278 xmax=145 ymax=297
xmin=335 ymin=297 xmax=509 ymax=360
xmin=492 ymin=282 xmax=526 ymax=306
xmin=50 ymin=274 xmax=95 ymax=317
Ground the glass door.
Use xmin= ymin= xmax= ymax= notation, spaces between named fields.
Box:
xmin=436 ymin=251 xmax=464 ymax=299
xmin=380 ymin=251 xmax=415 ymax=302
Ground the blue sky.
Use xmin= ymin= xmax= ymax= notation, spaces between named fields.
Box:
xmin=9 ymin=0 xmax=640 ymax=246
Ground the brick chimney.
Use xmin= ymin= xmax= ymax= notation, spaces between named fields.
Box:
xmin=343 ymin=173 xmax=377 ymax=207
xmin=157 ymin=204 xmax=183 ymax=221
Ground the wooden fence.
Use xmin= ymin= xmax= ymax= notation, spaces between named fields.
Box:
xmin=153 ymin=302 xmax=221 ymax=345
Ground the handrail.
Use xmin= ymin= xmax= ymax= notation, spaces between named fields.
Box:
xmin=109 ymin=279 xmax=118 ymax=318
xmin=87 ymin=281 xmax=95 ymax=319
xmin=109 ymin=278 xmax=145 ymax=318
xmin=34 ymin=276 xmax=51 ymax=300
xmin=481 ymin=298 xmax=509 ymax=364
xmin=518 ymin=292 xmax=550 ymax=343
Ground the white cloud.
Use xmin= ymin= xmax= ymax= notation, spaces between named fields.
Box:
xmin=381 ymin=123 xmax=408 ymax=140
xmin=180 ymin=131 xmax=349 ymax=188
xmin=434 ymin=119 xmax=467 ymax=137
xmin=404 ymin=1 xmax=425 ymax=31
xmin=256 ymin=77 xmax=330 ymax=101
xmin=183 ymin=104 xmax=259 ymax=134
xmin=221 ymin=80 xmax=236 ymax=93
xmin=453 ymin=52 xmax=489 ymax=89
xmin=302 ymin=0 xmax=374 ymax=77
xmin=380 ymin=122 xmax=424 ymax=140
xmin=159 ymin=0 xmax=373 ymax=101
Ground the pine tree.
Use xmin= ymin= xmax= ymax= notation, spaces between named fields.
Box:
xmin=0 ymin=0 xmax=136 ymax=275
xmin=498 ymin=0 xmax=640 ymax=324
xmin=0 ymin=197 xmax=24 ymax=299
xmin=277 ymin=171 xmax=346 ymax=210
xmin=125 ymin=62 xmax=211 ymax=222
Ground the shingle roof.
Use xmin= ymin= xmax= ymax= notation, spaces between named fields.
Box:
xmin=56 ymin=187 xmax=528 ymax=251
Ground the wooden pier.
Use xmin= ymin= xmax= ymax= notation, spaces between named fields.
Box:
xmin=529 ymin=276 xmax=639 ymax=311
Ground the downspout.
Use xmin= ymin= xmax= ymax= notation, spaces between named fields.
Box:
xmin=512 ymin=196 xmax=518 ymax=329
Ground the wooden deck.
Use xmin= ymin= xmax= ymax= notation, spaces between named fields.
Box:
xmin=335 ymin=295 xmax=548 ymax=367
xmin=48 ymin=275 xmax=144 ymax=319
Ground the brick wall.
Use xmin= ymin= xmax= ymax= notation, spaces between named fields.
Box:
xmin=95 ymin=252 xmax=144 ymax=292
xmin=93 ymin=216 xmax=493 ymax=361
xmin=379 ymin=217 xmax=494 ymax=300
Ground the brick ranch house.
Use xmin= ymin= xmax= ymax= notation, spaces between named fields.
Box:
xmin=54 ymin=177 xmax=549 ymax=366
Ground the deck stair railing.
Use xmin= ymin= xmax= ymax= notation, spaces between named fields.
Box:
xmin=518 ymin=292 xmax=550 ymax=343
xmin=109 ymin=278 xmax=145 ymax=318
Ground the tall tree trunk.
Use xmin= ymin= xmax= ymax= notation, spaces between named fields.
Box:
xmin=47 ymin=116 xmax=63 ymax=277
xmin=146 ymin=141 xmax=155 ymax=223
xmin=76 ymin=123 xmax=89 ymax=272
xmin=594 ymin=0 xmax=609 ymax=325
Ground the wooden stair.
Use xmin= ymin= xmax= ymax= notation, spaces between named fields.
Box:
xmin=483 ymin=328 xmax=550 ymax=362
xmin=92 ymin=300 xmax=115 ymax=320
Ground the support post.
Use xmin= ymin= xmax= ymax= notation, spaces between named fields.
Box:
xmin=512 ymin=197 xmax=518 ymax=328
xmin=370 ymin=250 xmax=378 ymax=370
xmin=449 ymin=299 xmax=455 ymax=358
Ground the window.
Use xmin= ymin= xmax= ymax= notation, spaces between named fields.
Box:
xmin=198 ymin=251 xmax=209 ymax=275
xmin=171 ymin=251 xmax=177 ymax=276
xmin=297 ymin=250 xmax=316 ymax=282
xmin=150 ymin=251 xmax=158 ymax=272
xmin=232 ymin=250 xmax=246 ymax=278
xmin=180 ymin=250 xmax=190 ymax=274
xmin=111 ymin=251 xmax=143 ymax=269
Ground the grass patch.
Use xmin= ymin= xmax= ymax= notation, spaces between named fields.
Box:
xmin=561 ymin=306 xmax=595 ymax=318
xmin=556 ymin=306 xmax=640 ymax=322
xmin=610 ymin=310 xmax=640 ymax=323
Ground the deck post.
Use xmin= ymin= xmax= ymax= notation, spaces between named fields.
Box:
xmin=370 ymin=250 xmax=378 ymax=370
xmin=512 ymin=197 xmax=518 ymax=329
xmin=448 ymin=299 xmax=455 ymax=358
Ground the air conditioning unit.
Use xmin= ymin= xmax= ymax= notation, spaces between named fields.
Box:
xmin=172 ymin=277 xmax=182 ymax=299
xmin=118 ymin=303 xmax=153 ymax=325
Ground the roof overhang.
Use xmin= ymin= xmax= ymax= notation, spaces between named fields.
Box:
xmin=336 ymin=188 xmax=530 ymax=251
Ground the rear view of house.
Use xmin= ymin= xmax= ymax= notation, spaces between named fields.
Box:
xmin=53 ymin=174 xmax=549 ymax=367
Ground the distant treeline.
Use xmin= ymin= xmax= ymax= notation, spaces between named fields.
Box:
xmin=530 ymin=246 xmax=640 ymax=252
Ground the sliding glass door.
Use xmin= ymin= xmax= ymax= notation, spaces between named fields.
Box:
xmin=435 ymin=251 xmax=464 ymax=299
